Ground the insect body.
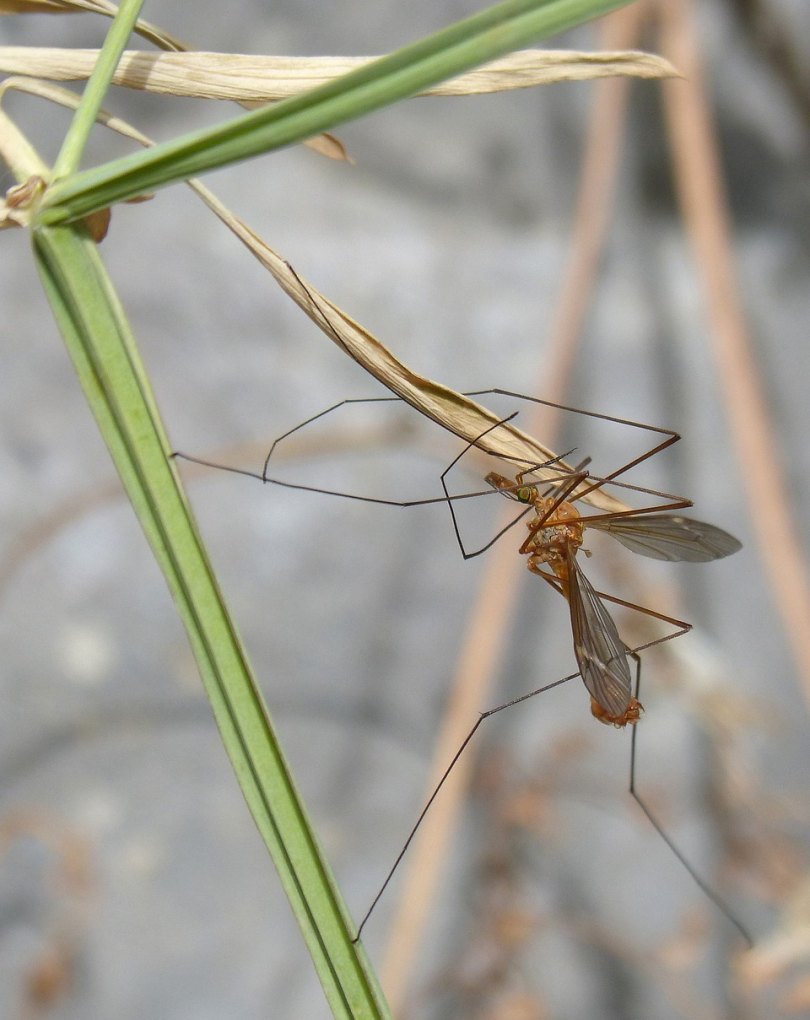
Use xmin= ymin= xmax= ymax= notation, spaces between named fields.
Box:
xmin=487 ymin=471 xmax=642 ymax=727
xmin=485 ymin=470 xmax=742 ymax=727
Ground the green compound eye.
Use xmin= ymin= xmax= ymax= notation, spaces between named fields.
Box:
xmin=516 ymin=486 xmax=535 ymax=503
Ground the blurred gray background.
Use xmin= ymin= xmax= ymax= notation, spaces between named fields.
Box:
xmin=2 ymin=1 xmax=810 ymax=1018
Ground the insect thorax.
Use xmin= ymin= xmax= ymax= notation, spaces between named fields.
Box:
xmin=524 ymin=497 xmax=584 ymax=566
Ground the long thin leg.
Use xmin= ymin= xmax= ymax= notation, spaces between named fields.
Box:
xmin=175 ymin=409 xmax=577 ymax=516
xmin=441 ymin=450 xmax=696 ymax=565
xmin=628 ymin=653 xmax=753 ymax=946
xmin=529 ymin=564 xmax=693 ymax=643
xmin=464 ymin=387 xmax=681 ymax=485
xmin=171 ymin=451 xmax=524 ymax=511
xmin=258 ymin=389 xmax=579 ymax=483
xmin=180 ymin=390 xmax=692 ymax=538
xmin=260 ymin=395 xmax=409 ymax=481
xmin=445 ymin=444 xmax=697 ymax=559
xmin=258 ymin=385 xmax=682 ymax=506
xmin=521 ymin=463 xmax=696 ymax=523
xmin=437 ymin=416 xmax=583 ymax=561
xmin=443 ymin=477 xmax=592 ymax=562
xmin=353 ymin=666 xmax=580 ymax=942
xmin=354 ymin=643 xmax=752 ymax=945
xmin=455 ymin=389 xmax=698 ymax=529
xmin=574 ymin=477 xmax=692 ymax=520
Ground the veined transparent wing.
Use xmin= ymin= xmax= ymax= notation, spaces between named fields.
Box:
xmin=588 ymin=514 xmax=742 ymax=563
xmin=566 ymin=549 xmax=632 ymax=719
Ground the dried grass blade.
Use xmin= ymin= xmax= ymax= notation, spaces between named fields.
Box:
xmin=0 ymin=47 xmax=678 ymax=100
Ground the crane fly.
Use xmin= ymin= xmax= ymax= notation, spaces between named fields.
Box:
xmin=171 ymin=389 xmax=749 ymax=945
xmin=482 ymin=467 xmax=741 ymax=727
xmin=342 ymin=409 xmax=746 ymax=943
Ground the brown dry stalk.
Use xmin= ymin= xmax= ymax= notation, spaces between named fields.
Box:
xmin=659 ymin=0 xmax=810 ymax=706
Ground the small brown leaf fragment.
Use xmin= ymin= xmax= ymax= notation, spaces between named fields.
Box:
xmin=83 ymin=206 xmax=110 ymax=242
xmin=304 ymin=132 xmax=353 ymax=163
xmin=6 ymin=174 xmax=46 ymax=209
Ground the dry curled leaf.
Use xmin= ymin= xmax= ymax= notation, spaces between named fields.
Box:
xmin=197 ymin=209 xmax=628 ymax=511
xmin=0 ymin=47 xmax=678 ymax=101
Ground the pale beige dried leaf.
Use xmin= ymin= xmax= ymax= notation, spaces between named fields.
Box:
xmin=0 ymin=74 xmax=152 ymax=145
xmin=0 ymin=0 xmax=73 ymax=12
xmin=0 ymin=77 xmax=627 ymax=512
xmin=0 ymin=82 xmax=51 ymax=226
xmin=430 ymin=48 xmax=678 ymax=94
xmin=0 ymin=48 xmax=678 ymax=101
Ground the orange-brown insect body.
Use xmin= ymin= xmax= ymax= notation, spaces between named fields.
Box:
xmin=589 ymin=695 xmax=643 ymax=727
xmin=524 ymin=495 xmax=642 ymax=727
xmin=520 ymin=494 xmax=584 ymax=587
xmin=486 ymin=471 xmax=641 ymax=728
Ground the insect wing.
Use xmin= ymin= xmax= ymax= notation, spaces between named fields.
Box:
xmin=566 ymin=549 xmax=632 ymax=718
xmin=589 ymin=514 xmax=742 ymax=563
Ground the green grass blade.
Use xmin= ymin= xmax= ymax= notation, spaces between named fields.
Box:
xmin=32 ymin=222 xmax=391 ymax=1020
xmin=51 ymin=0 xmax=145 ymax=178
xmin=39 ymin=0 xmax=629 ymax=224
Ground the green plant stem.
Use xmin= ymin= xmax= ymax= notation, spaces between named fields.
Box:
xmin=52 ymin=0 xmax=145 ymax=178
xmin=32 ymin=222 xmax=391 ymax=1020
